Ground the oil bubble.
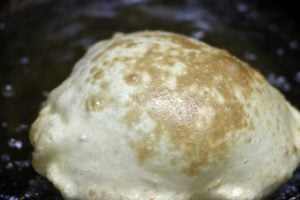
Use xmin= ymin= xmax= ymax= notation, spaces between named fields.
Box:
xmin=8 ymin=138 xmax=23 ymax=150
xmin=2 ymin=84 xmax=14 ymax=97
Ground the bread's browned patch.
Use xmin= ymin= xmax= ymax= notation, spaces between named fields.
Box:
xmin=129 ymin=133 xmax=160 ymax=163
xmin=124 ymin=73 xmax=141 ymax=85
xmin=89 ymin=187 xmax=97 ymax=198
xmin=123 ymin=109 xmax=142 ymax=129
xmin=85 ymin=94 xmax=115 ymax=112
xmin=92 ymin=69 xmax=104 ymax=81
xmin=120 ymin=33 xmax=259 ymax=176
xmin=87 ymin=32 xmax=260 ymax=176
xmin=100 ymin=82 xmax=109 ymax=90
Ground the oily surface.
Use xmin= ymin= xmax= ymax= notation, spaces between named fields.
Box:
xmin=87 ymin=33 xmax=261 ymax=176
xmin=1 ymin=1 xmax=300 ymax=199
xmin=28 ymin=31 xmax=300 ymax=200
xmin=84 ymin=32 xmax=262 ymax=177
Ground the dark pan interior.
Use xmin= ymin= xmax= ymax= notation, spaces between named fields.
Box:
xmin=0 ymin=0 xmax=299 ymax=199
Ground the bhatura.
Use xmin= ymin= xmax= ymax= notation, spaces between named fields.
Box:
xmin=30 ymin=31 xmax=300 ymax=200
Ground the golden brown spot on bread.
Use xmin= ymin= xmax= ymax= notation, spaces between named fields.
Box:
xmin=89 ymin=187 xmax=96 ymax=198
xmin=85 ymin=94 xmax=114 ymax=112
xmin=121 ymin=34 xmax=259 ymax=175
xmin=89 ymin=32 xmax=260 ymax=176
xmin=92 ymin=69 xmax=104 ymax=80
xmin=124 ymin=73 xmax=141 ymax=85
xmin=129 ymin=87 xmax=242 ymax=176
xmin=103 ymin=60 xmax=109 ymax=66
xmin=106 ymin=39 xmax=138 ymax=51
xmin=89 ymin=66 xmax=98 ymax=74
xmin=123 ymin=109 xmax=141 ymax=128
xmin=129 ymin=134 xmax=159 ymax=163
xmin=100 ymin=82 xmax=109 ymax=90
xmin=293 ymin=145 xmax=298 ymax=154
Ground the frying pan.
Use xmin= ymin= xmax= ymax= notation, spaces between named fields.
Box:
xmin=0 ymin=0 xmax=299 ymax=199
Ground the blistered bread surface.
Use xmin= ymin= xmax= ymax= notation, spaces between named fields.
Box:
xmin=30 ymin=31 xmax=300 ymax=200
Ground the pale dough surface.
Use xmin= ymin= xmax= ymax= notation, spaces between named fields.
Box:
xmin=30 ymin=31 xmax=300 ymax=200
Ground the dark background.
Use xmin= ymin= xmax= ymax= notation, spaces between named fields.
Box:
xmin=0 ymin=0 xmax=299 ymax=199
